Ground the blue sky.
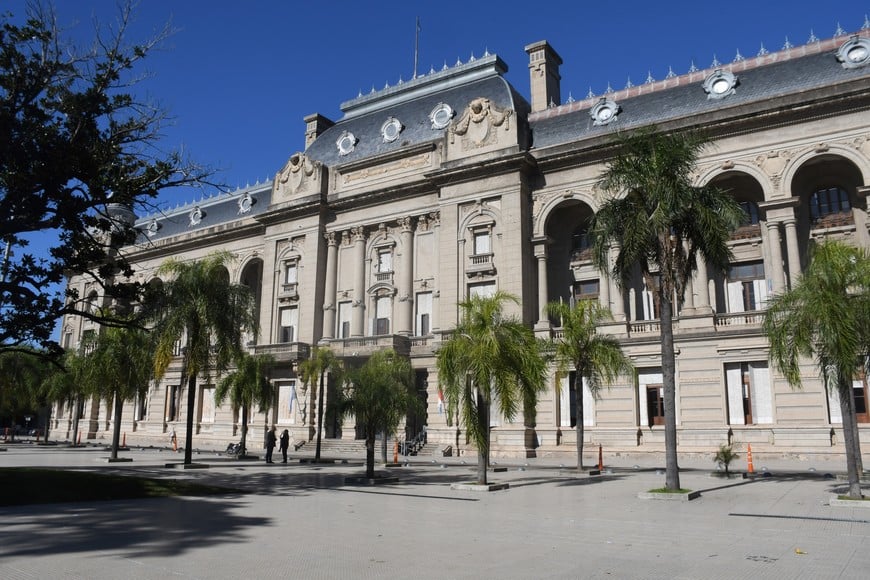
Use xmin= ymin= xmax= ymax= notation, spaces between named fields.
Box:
xmin=7 ymin=0 xmax=867 ymax=211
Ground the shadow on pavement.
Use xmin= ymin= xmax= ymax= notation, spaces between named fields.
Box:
xmin=0 ymin=495 xmax=269 ymax=559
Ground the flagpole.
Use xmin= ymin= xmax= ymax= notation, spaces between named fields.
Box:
xmin=413 ymin=17 xmax=420 ymax=79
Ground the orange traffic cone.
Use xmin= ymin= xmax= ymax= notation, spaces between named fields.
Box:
xmin=747 ymin=443 xmax=755 ymax=474
xmin=598 ymin=444 xmax=604 ymax=471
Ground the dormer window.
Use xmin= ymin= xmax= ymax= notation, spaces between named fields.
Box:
xmin=189 ymin=206 xmax=204 ymax=227
xmin=703 ymin=69 xmax=738 ymax=99
xmin=381 ymin=117 xmax=404 ymax=142
xmin=837 ymin=35 xmax=870 ymax=69
xmin=590 ymin=98 xmax=620 ymax=126
xmin=430 ymin=103 xmax=454 ymax=129
xmin=238 ymin=192 xmax=254 ymax=214
xmin=336 ymin=131 xmax=358 ymax=156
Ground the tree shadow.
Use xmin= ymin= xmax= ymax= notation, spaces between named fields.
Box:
xmin=0 ymin=495 xmax=269 ymax=559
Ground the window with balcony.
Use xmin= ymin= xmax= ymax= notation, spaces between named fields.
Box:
xmin=725 ymin=362 xmax=772 ymax=425
xmin=573 ymin=279 xmax=600 ymax=302
xmin=473 ymin=231 xmax=491 ymax=255
xmin=337 ymin=301 xmax=351 ymax=339
xmin=415 ymin=292 xmax=432 ymax=336
xmin=641 ymin=278 xmax=660 ymax=320
xmin=637 ymin=369 xmax=665 ymax=427
xmin=278 ymin=306 xmax=298 ymax=343
xmin=277 ymin=380 xmax=298 ymax=424
xmin=377 ymin=249 xmax=393 ymax=273
xmin=200 ymin=386 xmax=215 ymax=424
xmin=732 ymin=200 xmax=762 ymax=239
xmin=726 ymin=261 xmax=768 ymax=312
xmin=283 ymin=261 xmax=298 ymax=285
xmin=809 ymin=186 xmax=852 ymax=227
xmin=374 ymin=295 xmax=391 ymax=335
xmin=571 ymin=225 xmax=593 ymax=261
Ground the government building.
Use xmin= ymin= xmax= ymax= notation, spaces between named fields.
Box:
xmin=54 ymin=29 xmax=870 ymax=462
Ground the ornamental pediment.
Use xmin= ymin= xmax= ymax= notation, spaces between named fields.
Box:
xmin=273 ymin=152 xmax=324 ymax=201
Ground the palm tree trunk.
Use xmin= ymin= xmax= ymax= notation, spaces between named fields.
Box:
xmin=71 ymin=395 xmax=81 ymax=446
xmin=315 ymin=369 xmax=325 ymax=462
xmin=240 ymin=403 xmax=249 ymax=456
xmin=110 ymin=394 xmax=123 ymax=460
xmin=847 ymin=385 xmax=864 ymax=474
xmin=366 ymin=432 xmax=376 ymax=479
xmin=183 ymin=374 xmax=197 ymax=465
xmin=574 ymin=371 xmax=585 ymax=471
xmin=660 ymin=297 xmax=681 ymax=491
xmin=838 ymin=378 xmax=863 ymax=499
xmin=476 ymin=388 xmax=488 ymax=485
xmin=381 ymin=430 xmax=388 ymax=464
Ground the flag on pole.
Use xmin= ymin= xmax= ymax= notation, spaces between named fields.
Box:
xmin=437 ymin=388 xmax=444 ymax=415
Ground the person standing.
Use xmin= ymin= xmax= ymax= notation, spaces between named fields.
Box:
xmin=279 ymin=429 xmax=290 ymax=463
xmin=265 ymin=426 xmax=277 ymax=463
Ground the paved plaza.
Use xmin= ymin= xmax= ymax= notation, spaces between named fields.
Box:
xmin=1 ymin=442 xmax=869 ymax=579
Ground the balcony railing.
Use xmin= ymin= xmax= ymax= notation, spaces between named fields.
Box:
xmin=467 ymin=253 xmax=496 ymax=276
xmin=714 ymin=310 xmax=765 ymax=328
xmin=629 ymin=319 xmax=661 ymax=334
xmin=253 ymin=342 xmax=310 ymax=362
xmin=328 ymin=334 xmax=411 ymax=358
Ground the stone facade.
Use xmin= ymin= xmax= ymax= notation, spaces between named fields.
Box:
xmin=55 ymin=32 xmax=870 ymax=460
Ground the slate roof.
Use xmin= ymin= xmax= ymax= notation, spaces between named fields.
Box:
xmin=304 ymin=53 xmax=530 ymax=166
xmin=529 ymin=36 xmax=870 ymax=150
xmin=132 ymin=182 xmax=273 ymax=244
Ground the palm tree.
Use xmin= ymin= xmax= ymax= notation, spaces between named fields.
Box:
xmin=547 ymin=299 xmax=634 ymax=470
xmin=215 ymin=352 xmax=274 ymax=457
xmin=151 ymin=252 xmax=257 ymax=465
xmin=0 ymin=349 xmax=49 ymax=441
xmin=338 ymin=350 xmax=422 ymax=478
xmin=41 ymin=350 xmax=89 ymax=446
xmin=436 ymin=292 xmax=547 ymax=485
xmin=83 ymin=325 xmax=154 ymax=459
xmin=763 ymin=241 xmax=870 ymax=499
xmin=590 ymin=127 xmax=744 ymax=490
xmin=299 ymin=346 xmax=341 ymax=462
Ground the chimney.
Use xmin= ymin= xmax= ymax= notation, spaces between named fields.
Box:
xmin=304 ymin=113 xmax=335 ymax=149
xmin=524 ymin=41 xmax=562 ymax=113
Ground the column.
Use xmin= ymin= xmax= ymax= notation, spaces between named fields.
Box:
xmin=694 ymin=253 xmax=711 ymax=312
xmin=397 ymin=217 xmax=414 ymax=335
xmin=608 ymin=246 xmax=625 ymax=321
xmin=351 ymin=226 xmax=366 ymax=337
xmin=321 ymin=232 xmax=339 ymax=340
xmin=782 ymin=216 xmax=801 ymax=288
xmin=599 ymin=271 xmax=611 ymax=313
xmin=765 ymin=221 xmax=787 ymax=293
xmin=533 ymin=239 xmax=549 ymax=328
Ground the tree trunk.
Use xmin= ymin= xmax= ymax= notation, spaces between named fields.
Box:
xmin=183 ymin=374 xmax=197 ymax=465
xmin=660 ymin=297 xmax=681 ymax=491
xmin=366 ymin=432 xmax=376 ymax=479
xmin=44 ymin=405 xmax=52 ymax=442
xmin=315 ymin=369 xmax=325 ymax=462
xmin=110 ymin=394 xmax=123 ymax=460
xmin=381 ymin=430 xmax=388 ymax=464
xmin=240 ymin=403 xmax=249 ymax=456
xmin=839 ymin=378 xmax=863 ymax=499
xmin=847 ymin=384 xmax=864 ymax=474
xmin=574 ymin=370 xmax=585 ymax=471
xmin=476 ymin=388 xmax=488 ymax=485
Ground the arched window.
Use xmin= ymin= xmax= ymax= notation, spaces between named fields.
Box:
xmin=809 ymin=186 xmax=851 ymax=224
xmin=739 ymin=200 xmax=760 ymax=225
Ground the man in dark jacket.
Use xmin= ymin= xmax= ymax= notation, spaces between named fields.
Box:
xmin=265 ymin=426 xmax=277 ymax=463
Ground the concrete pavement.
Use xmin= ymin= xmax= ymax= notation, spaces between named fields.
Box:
xmin=1 ymin=442 xmax=868 ymax=579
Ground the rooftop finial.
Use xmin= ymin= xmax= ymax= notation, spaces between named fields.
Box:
xmin=835 ymin=22 xmax=846 ymax=36
xmin=605 ymin=82 xmax=614 ymax=93
xmin=625 ymin=76 xmax=634 ymax=89
xmin=455 ymin=57 xmax=463 ymax=67
xmin=666 ymin=66 xmax=677 ymax=78
xmin=711 ymin=54 xmax=721 ymax=67
xmin=688 ymin=60 xmax=698 ymax=73
xmin=807 ymin=29 xmax=819 ymax=44
xmin=783 ymin=36 xmax=793 ymax=50
xmin=733 ymin=49 xmax=744 ymax=63
xmin=566 ymin=92 xmax=575 ymax=103
xmin=469 ymin=51 xmax=476 ymax=62
xmin=483 ymin=47 xmax=490 ymax=57
xmin=757 ymin=43 xmax=769 ymax=56
xmin=586 ymin=86 xmax=595 ymax=99
xmin=442 ymin=60 xmax=449 ymax=71
xmin=863 ymin=14 xmax=870 ymax=30
xmin=384 ymin=81 xmax=390 ymax=90
xmin=645 ymin=70 xmax=655 ymax=84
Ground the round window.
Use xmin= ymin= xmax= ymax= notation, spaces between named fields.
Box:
xmin=381 ymin=117 xmax=403 ymax=142
xmin=336 ymin=131 xmax=357 ymax=156
xmin=430 ymin=103 xmax=454 ymax=129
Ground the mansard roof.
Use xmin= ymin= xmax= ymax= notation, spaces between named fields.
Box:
xmin=529 ymin=34 xmax=870 ymax=151
xmin=304 ymin=52 xmax=530 ymax=166
xmin=133 ymin=181 xmax=272 ymax=244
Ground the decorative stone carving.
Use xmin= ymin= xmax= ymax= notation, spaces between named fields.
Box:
xmin=274 ymin=152 xmax=321 ymax=200
xmin=449 ymin=98 xmax=513 ymax=149
xmin=753 ymin=150 xmax=793 ymax=182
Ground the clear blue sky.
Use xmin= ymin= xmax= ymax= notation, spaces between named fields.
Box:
xmin=8 ymin=0 xmax=867 ymax=211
